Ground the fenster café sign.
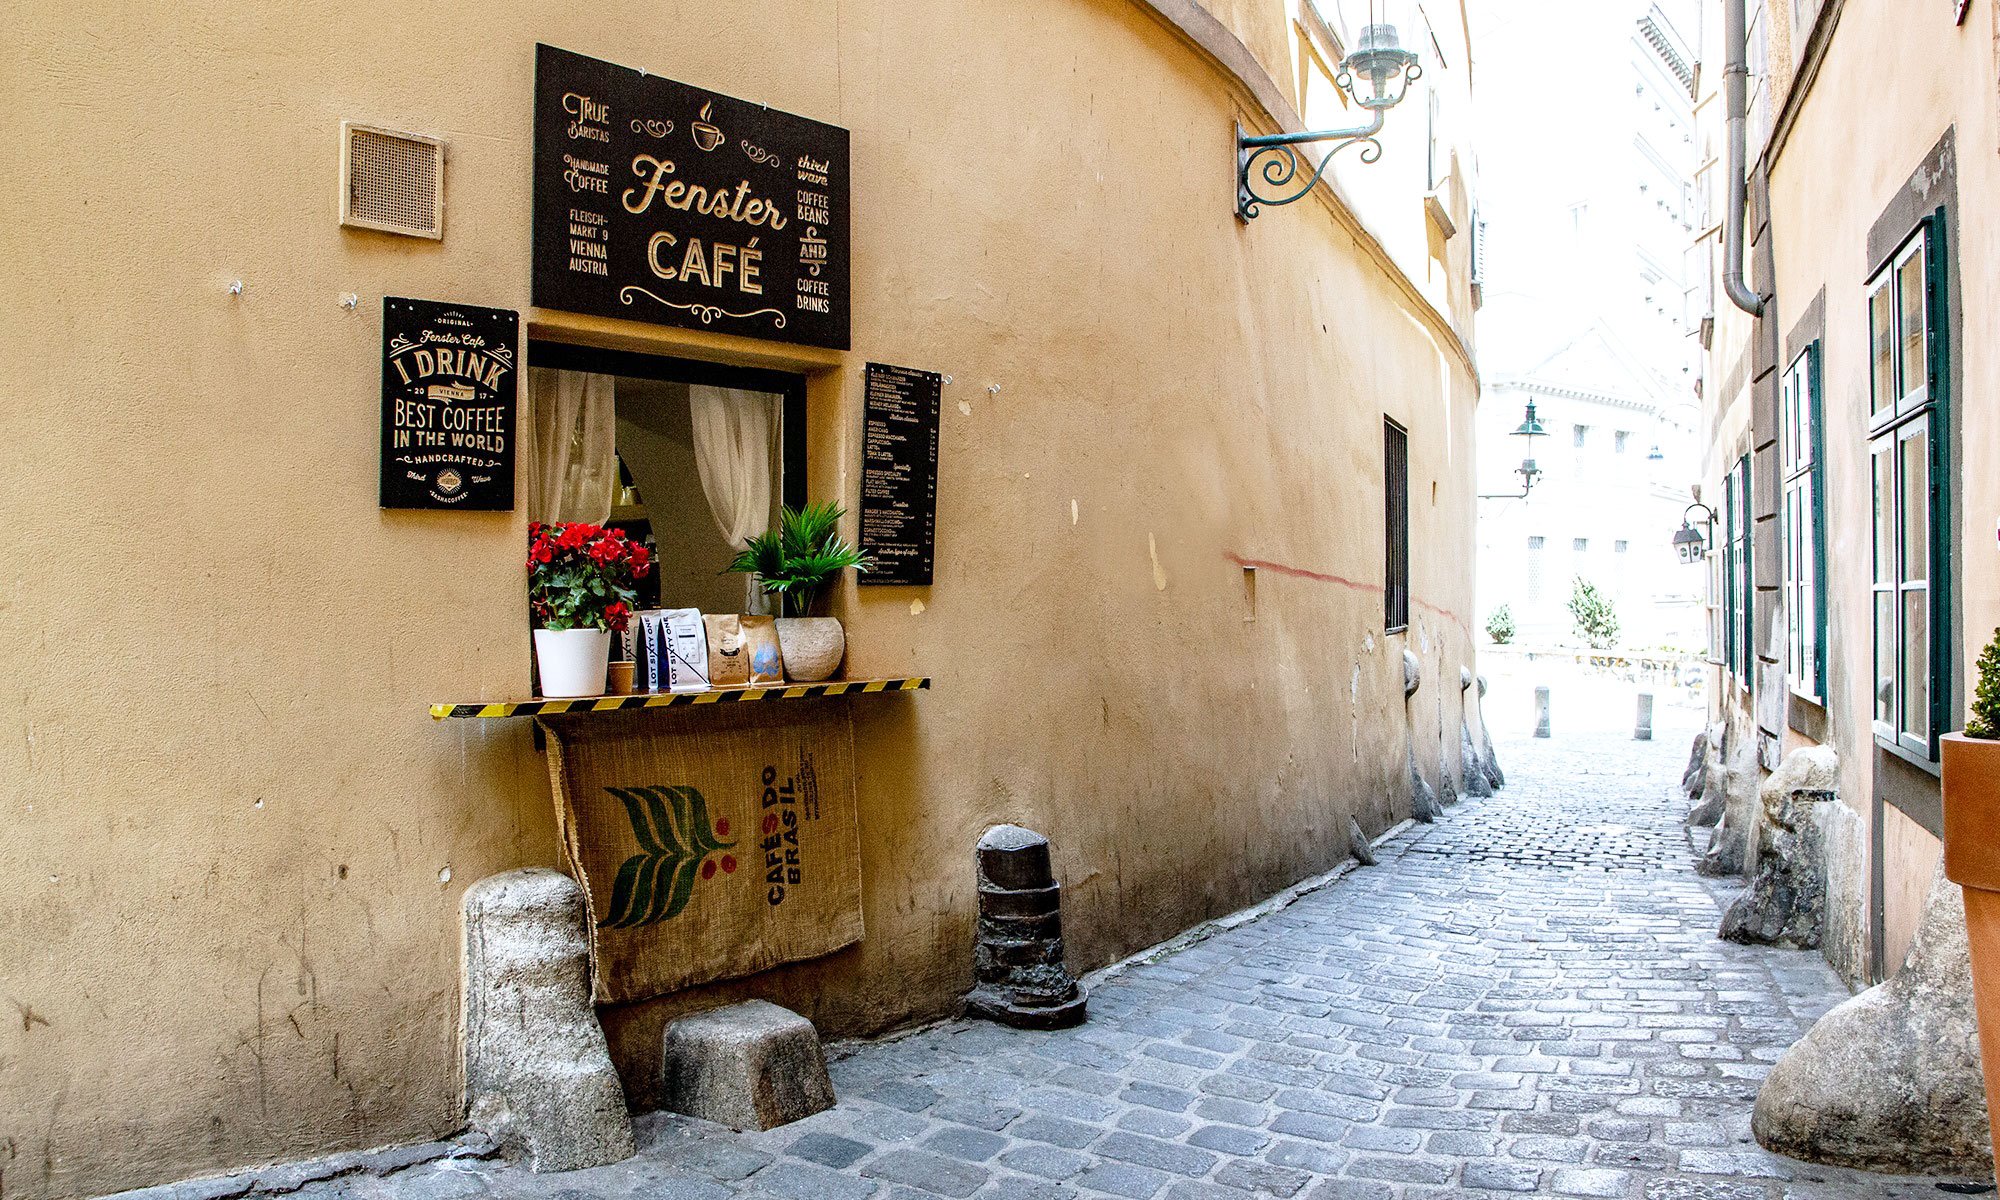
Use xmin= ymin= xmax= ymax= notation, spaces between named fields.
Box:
xmin=532 ymin=45 xmax=851 ymax=350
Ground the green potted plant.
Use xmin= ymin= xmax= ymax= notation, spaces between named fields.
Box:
xmin=1943 ymin=627 xmax=2000 ymax=1154
xmin=527 ymin=522 xmax=652 ymax=697
xmin=1486 ymin=604 xmax=1516 ymax=645
xmin=726 ymin=501 xmax=873 ymax=681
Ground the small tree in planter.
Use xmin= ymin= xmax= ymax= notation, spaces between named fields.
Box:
xmin=527 ymin=522 xmax=652 ymax=696
xmin=1943 ymin=632 xmax=2000 ymax=1150
xmin=1968 ymin=629 xmax=2000 ymax=740
xmin=1486 ymin=604 xmax=1516 ymax=645
xmin=727 ymin=502 xmax=874 ymax=681
xmin=1567 ymin=577 xmax=1620 ymax=650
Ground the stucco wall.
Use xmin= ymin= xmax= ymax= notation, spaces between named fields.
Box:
xmin=0 ymin=2 xmax=1477 ymax=1197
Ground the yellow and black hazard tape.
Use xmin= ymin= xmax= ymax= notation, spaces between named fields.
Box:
xmin=429 ymin=677 xmax=929 ymax=720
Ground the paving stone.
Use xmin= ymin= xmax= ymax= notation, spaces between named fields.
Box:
xmin=1011 ymin=1115 xmax=1102 ymax=1150
xmin=922 ymin=1126 xmax=1010 ymax=1162
xmin=1116 ymin=1109 xmax=1193 ymax=1139
xmin=1549 ymin=1167 xmax=1632 ymax=1197
xmin=860 ymin=1149 xmax=990 ymax=1197
xmin=1212 ymin=1160 xmax=1312 ymax=1197
xmin=1300 ymin=1180 xmax=1392 ymax=1200
xmin=997 ymin=1144 xmax=1091 ymax=1181
xmin=752 ymin=1159 xmax=882 ymax=1200
xmin=1187 ymin=1125 xmax=1269 ymax=1156
xmin=1093 ymin=1132 xmax=1217 ymax=1178
xmin=784 ymin=1132 xmax=873 ymax=1169
xmin=1072 ymin=1161 xmax=1172 ymax=1198
xmin=1460 ymin=1160 xmax=1544 ymax=1192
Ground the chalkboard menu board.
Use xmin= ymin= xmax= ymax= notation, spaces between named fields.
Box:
xmin=379 ymin=297 xmax=518 ymax=510
xmin=859 ymin=363 xmax=941 ymax=586
xmin=531 ymin=44 xmax=851 ymax=351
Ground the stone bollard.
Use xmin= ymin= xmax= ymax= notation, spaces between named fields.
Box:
xmin=462 ymin=869 xmax=635 ymax=1172
xmin=1347 ymin=816 xmax=1378 ymax=866
xmin=1720 ymin=747 xmax=1839 ymax=947
xmin=968 ymin=825 xmax=1087 ymax=1029
xmin=1752 ymin=863 xmax=1992 ymax=1174
xmin=1534 ymin=686 xmax=1551 ymax=738
xmin=1635 ymin=693 xmax=1654 ymax=741
xmin=1408 ymin=744 xmax=1442 ymax=823
xmin=660 ymin=1000 xmax=835 ymax=1131
xmin=1477 ymin=675 xmax=1505 ymax=788
xmin=1460 ymin=724 xmax=1494 ymax=798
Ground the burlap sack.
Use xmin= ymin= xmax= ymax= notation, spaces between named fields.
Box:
xmin=542 ymin=703 xmax=863 ymax=1002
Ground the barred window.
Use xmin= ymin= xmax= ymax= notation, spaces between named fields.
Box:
xmin=1385 ymin=418 xmax=1409 ymax=632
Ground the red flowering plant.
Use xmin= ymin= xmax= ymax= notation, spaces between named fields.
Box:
xmin=527 ymin=522 xmax=654 ymax=633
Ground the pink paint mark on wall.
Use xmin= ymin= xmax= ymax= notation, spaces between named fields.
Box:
xmin=1224 ymin=551 xmax=1469 ymax=637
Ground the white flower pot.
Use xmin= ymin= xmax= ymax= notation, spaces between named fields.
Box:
xmin=775 ymin=617 xmax=845 ymax=682
xmin=534 ymin=627 xmax=612 ymax=698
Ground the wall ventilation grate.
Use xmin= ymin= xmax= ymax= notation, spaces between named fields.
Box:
xmin=340 ymin=121 xmax=443 ymax=239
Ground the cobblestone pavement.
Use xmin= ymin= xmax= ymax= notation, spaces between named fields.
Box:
xmin=327 ymin=729 xmax=1970 ymax=1200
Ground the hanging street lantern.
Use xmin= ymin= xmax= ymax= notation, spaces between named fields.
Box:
xmin=1236 ymin=12 xmax=1423 ymax=220
xmin=1480 ymin=399 xmax=1549 ymax=500
xmin=1673 ymin=502 xmax=1717 ymax=563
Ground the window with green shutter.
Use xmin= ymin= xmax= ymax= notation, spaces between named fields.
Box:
xmin=1782 ymin=344 xmax=1826 ymax=702
xmin=1867 ymin=217 xmax=1948 ymax=761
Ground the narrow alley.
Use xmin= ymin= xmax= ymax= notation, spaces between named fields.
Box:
xmin=191 ymin=730 xmax=1955 ymax=1200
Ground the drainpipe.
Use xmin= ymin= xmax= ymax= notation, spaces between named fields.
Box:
xmin=1722 ymin=0 xmax=1766 ymax=316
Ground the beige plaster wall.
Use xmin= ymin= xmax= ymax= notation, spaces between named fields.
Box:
xmin=1743 ymin=0 xmax=1997 ymax=979
xmin=0 ymin=1 xmax=1478 ymax=1197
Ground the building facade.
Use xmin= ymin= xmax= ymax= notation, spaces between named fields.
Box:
xmin=1476 ymin=328 xmax=1705 ymax=651
xmin=1692 ymin=0 xmax=1997 ymax=987
xmin=0 ymin=3 xmax=1481 ymax=1197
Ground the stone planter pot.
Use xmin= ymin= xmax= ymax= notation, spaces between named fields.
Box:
xmin=1942 ymin=730 xmax=2000 ymax=1158
xmin=775 ymin=617 xmax=844 ymax=682
xmin=534 ymin=627 xmax=612 ymax=698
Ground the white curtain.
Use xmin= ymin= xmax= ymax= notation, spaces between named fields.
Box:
xmin=526 ymin=368 xmax=618 ymax=525
xmin=689 ymin=384 xmax=778 ymax=610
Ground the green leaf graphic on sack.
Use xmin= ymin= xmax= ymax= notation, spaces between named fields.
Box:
xmin=600 ymin=785 xmax=739 ymax=928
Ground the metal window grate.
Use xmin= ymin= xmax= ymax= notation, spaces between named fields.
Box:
xmin=340 ymin=122 xmax=443 ymax=239
xmin=1384 ymin=419 xmax=1409 ymax=632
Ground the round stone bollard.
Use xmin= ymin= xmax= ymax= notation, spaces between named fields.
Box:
xmin=968 ymin=825 xmax=1087 ymax=1029
xmin=1635 ymin=692 xmax=1654 ymax=741
xmin=1534 ymin=686 xmax=1551 ymax=738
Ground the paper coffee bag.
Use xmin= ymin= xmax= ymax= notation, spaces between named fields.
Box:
xmin=704 ymin=614 xmax=749 ymax=688
xmin=655 ymin=608 xmax=711 ymax=693
xmin=740 ymin=614 xmax=784 ymax=684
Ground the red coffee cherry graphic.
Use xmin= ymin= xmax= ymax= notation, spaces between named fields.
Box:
xmin=701 ymin=860 xmax=717 ymax=880
xmin=715 ymin=818 xmax=730 ymax=837
xmin=720 ymin=855 xmax=737 ymax=874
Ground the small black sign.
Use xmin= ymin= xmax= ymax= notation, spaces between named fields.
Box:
xmin=379 ymin=297 xmax=519 ymax=510
xmin=858 ymin=363 xmax=941 ymax=586
xmin=532 ymin=44 xmax=851 ymax=350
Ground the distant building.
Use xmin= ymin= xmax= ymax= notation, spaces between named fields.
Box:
xmin=1476 ymin=326 xmax=1703 ymax=649
xmin=1471 ymin=0 xmax=1703 ymax=649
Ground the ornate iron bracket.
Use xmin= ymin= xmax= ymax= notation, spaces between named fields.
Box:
xmin=1236 ymin=116 xmax=1388 ymax=221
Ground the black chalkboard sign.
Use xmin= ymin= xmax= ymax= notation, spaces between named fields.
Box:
xmin=858 ymin=363 xmax=941 ymax=586
xmin=379 ymin=297 xmax=519 ymax=510
xmin=531 ymin=44 xmax=851 ymax=351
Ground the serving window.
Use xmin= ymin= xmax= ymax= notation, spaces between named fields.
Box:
xmin=525 ymin=342 xmax=805 ymax=615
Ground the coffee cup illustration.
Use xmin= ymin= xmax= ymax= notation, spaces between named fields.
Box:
xmin=692 ymin=101 xmax=724 ymax=151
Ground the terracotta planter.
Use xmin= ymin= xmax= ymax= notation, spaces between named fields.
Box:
xmin=775 ymin=617 xmax=844 ymax=682
xmin=1941 ymin=730 xmax=2000 ymax=1159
